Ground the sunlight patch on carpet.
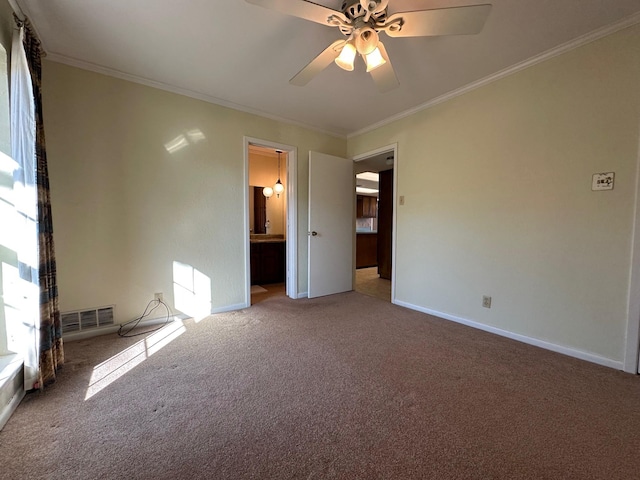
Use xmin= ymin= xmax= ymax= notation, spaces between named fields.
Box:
xmin=85 ymin=320 xmax=186 ymax=400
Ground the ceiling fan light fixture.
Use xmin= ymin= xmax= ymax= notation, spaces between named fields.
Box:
xmin=248 ymin=0 xmax=494 ymax=93
xmin=365 ymin=46 xmax=386 ymax=72
xmin=355 ymin=27 xmax=379 ymax=55
xmin=335 ymin=42 xmax=356 ymax=71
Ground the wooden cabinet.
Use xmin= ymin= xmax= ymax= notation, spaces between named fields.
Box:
xmin=357 ymin=196 xmax=365 ymax=217
xmin=250 ymin=241 xmax=286 ymax=285
xmin=356 ymin=233 xmax=378 ymax=268
xmin=356 ymin=195 xmax=377 ymax=218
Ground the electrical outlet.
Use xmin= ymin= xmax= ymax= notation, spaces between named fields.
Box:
xmin=482 ymin=296 xmax=492 ymax=308
xmin=154 ymin=292 xmax=163 ymax=302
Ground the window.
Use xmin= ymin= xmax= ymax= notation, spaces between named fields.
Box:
xmin=0 ymin=40 xmax=15 ymax=356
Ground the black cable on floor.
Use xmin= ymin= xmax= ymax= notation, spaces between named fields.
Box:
xmin=117 ymin=299 xmax=172 ymax=337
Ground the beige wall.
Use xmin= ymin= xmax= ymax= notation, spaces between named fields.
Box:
xmin=349 ymin=25 xmax=640 ymax=363
xmin=37 ymin=20 xmax=640 ymax=366
xmin=42 ymin=61 xmax=345 ymax=323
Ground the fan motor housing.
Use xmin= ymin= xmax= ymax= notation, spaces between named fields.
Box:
xmin=341 ymin=1 xmax=387 ymax=21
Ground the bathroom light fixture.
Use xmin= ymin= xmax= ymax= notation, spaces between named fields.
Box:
xmin=274 ymin=150 xmax=285 ymax=198
xmin=263 ymin=186 xmax=274 ymax=198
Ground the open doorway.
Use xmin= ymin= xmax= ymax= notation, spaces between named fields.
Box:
xmin=353 ymin=147 xmax=396 ymax=302
xmin=244 ymin=139 xmax=298 ymax=306
xmin=248 ymin=145 xmax=287 ymax=304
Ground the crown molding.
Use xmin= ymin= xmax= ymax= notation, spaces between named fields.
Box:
xmin=347 ymin=12 xmax=640 ymax=139
xmin=44 ymin=53 xmax=347 ymax=140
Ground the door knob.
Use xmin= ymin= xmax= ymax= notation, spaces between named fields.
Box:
xmin=311 ymin=231 xmax=318 ymax=236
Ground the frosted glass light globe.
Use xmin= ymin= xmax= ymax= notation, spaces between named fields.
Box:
xmin=274 ymin=180 xmax=285 ymax=197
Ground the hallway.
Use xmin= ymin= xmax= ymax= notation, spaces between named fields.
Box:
xmin=355 ymin=267 xmax=391 ymax=302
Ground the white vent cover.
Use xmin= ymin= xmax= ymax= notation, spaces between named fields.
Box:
xmin=61 ymin=306 xmax=115 ymax=333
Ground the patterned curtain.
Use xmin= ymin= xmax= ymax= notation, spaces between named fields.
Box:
xmin=16 ymin=15 xmax=64 ymax=388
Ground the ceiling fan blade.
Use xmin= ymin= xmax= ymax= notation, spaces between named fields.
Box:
xmin=369 ymin=42 xmax=399 ymax=93
xmin=245 ymin=0 xmax=347 ymax=27
xmin=386 ymin=4 xmax=492 ymax=37
xmin=290 ymin=40 xmax=346 ymax=87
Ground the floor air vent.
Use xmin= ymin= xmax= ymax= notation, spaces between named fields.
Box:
xmin=61 ymin=306 xmax=115 ymax=333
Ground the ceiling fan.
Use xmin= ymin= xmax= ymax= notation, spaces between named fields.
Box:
xmin=245 ymin=0 xmax=492 ymax=93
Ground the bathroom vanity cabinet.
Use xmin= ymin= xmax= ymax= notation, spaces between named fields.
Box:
xmin=250 ymin=239 xmax=286 ymax=285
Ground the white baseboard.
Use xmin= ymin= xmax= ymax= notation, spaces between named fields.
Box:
xmin=394 ymin=300 xmax=623 ymax=371
xmin=64 ymin=325 xmax=121 ymax=342
xmin=65 ymin=303 xmax=248 ymax=342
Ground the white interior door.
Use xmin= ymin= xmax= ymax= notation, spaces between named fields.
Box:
xmin=308 ymin=151 xmax=354 ymax=298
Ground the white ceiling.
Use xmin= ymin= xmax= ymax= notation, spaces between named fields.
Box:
xmin=15 ymin=0 xmax=640 ymax=137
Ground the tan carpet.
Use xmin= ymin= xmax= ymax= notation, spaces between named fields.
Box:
xmin=2 ymin=292 xmax=640 ymax=479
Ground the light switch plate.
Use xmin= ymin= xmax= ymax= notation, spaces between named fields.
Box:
xmin=592 ymin=172 xmax=614 ymax=191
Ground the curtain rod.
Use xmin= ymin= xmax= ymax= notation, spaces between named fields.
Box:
xmin=8 ymin=0 xmax=47 ymax=56
xmin=8 ymin=0 xmax=26 ymax=22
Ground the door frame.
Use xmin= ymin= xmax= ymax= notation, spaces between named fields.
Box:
xmin=624 ymin=129 xmax=640 ymax=373
xmin=243 ymin=137 xmax=298 ymax=305
xmin=352 ymin=143 xmax=398 ymax=304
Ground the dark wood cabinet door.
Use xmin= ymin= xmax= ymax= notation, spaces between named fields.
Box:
xmin=356 ymin=234 xmax=377 ymax=268
xmin=356 ymin=195 xmax=377 ymax=218
xmin=261 ymin=242 xmax=285 ymax=284
xmin=356 ymin=195 xmax=364 ymax=218
xmin=366 ymin=196 xmax=377 ymax=217
xmin=250 ymin=242 xmax=261 ymax=285
xmin=250 ymin=241 xmax=285 ymax=285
